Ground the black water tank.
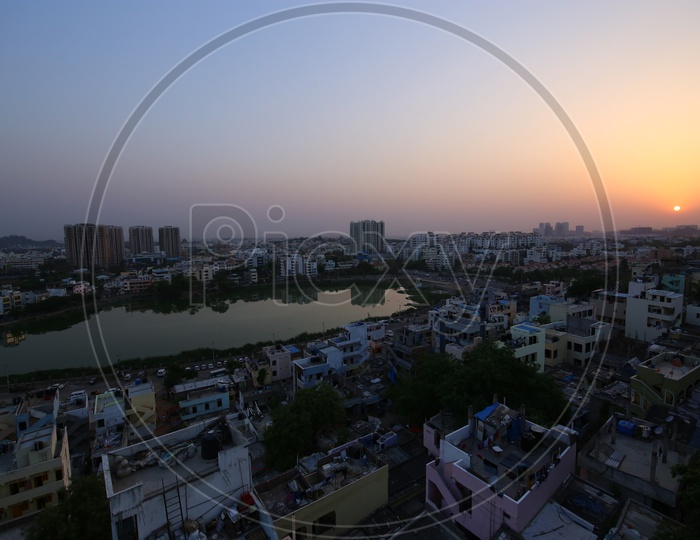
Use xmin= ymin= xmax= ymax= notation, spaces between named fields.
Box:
xmin=201 ymin=433 xmax=221 ymax=461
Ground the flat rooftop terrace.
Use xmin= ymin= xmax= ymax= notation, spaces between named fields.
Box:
xmin=256 ymin=458 xmax=379 ymax=519
xmin=585 ymin=424 xmax=689 ymax=495
xmin=107 ymin=417 xmax=247 ymax=498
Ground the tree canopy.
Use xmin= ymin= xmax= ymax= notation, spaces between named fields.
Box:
xmin=263 ymin=382 xmax=346 ymax=470
xmin=26 ymin=476 xmax=111 ymax=540
xmin=390 ymin=340 xmax=568 ymax=427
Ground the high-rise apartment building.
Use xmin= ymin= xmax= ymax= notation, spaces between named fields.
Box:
xmin=554 ymin=222 xmax=569 ymax=237
xmin=158 ymin=226 xmax=181 ymax=259
xmin=350 ymin=220 xmax=385 ymax=254
xmin=64 ymin=223 xmax=124 ymax=268
xmin=128 ymin=226 xmax=154 ymax=255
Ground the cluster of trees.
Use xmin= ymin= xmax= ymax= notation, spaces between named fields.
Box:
xmin=389 ymin=340 xmax=568 ymax=427
xmin=263 ymin=383 xmax=346 ymax=470
xmin=26 ymin=476 xmax=111 ymax=540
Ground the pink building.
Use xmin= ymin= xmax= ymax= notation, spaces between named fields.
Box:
xmin=423 ymin=403 xmax=577 ymax=539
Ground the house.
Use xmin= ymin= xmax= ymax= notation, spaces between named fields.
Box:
xmin=423 ymin=403 xmax=577 ymax=539
xmin=629 ymin=351 xmax=700 ymax=416
xmin=507 ymin=323 xmax=546 ymax=372
xmin=625 ymin=289 xmax=683 ymax=343
xmin=542 ymin=316 xmax=611 ymax=368
xmin=293 ymin=322 xmax=381 ymax=391
xmin=102 ymin=415 xmax=253 ymax=540
xmin=0 ymin=425 xmax=71 ymax=529
xmin=178 ymin=387 xmax=230 ymax=422
xmin=255 ymin=437 xmax=388 ymax=539
xmin=577 ymin=413 xmax=690 ymax=510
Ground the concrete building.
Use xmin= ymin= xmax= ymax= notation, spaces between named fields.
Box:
xmin=294 ymin=322 xmax=383 ymax=392
xmin=592 ymin=290 xmax=628 ymax=332
xmin=0 ymin=425 xmax=71 ymax=529
xmin=625 ymin=289 xmax=683 ymax=343
xmin=128 ymin=226 xmax=155 ymax=255
xmin=629 ymin=351 xmax=700 ymax=416
xmin=349 ymin=220 xmax=385 ymax=255
xmin=91 ymin=382 xmax=157 ymax=451
xmin=178 ymin=387 xmax=230 ymax=422
xmin=261 ymin=344 xmax=294 ymax=383
xmin=423 ymin=403 xmax=577 ymax=539
xmin=255 ymin=437 xmax=388 ymax=539
xmin=577 ymin=414 xmax=690 ymax=510
xmin=542 ymin=316 xmax=611 ymax=368
xmin=389 ymin=322 xmax=432 ymax=370
xmin=508 ymin=322 xmax=546 ymax=372
xmin=64 ymin=223 xmax=124 ymax=268
xmin=158 ymin=226 xmax=181 ymax=259
xmin=102 ymin=415 xmax=253 ymax=540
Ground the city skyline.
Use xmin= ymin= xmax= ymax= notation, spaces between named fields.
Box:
xmin=1 ymin=2 xmax=698 ymax=241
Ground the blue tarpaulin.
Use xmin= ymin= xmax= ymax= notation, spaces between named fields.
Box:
xmin=475 ymin=404 xmax=498 ymax=421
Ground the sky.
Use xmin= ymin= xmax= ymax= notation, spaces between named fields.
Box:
xmin=1 ymin=1 xmax=699 ymax=242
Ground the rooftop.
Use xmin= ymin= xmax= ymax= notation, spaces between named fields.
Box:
xmin=106 ymin=415 xmax=248 ymax=498
xmin=436 ymin=404 xmax=575 ymax=502
xmin=608 ymin=499 xmax=684 ymax=540
xmin=256 ymin=441 xmax=385 ymax=520
xmin=583 ymin=415 xmax=689 ymax=496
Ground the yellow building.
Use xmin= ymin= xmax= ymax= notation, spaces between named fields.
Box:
xmin=257 ymin=441 xmax=388 ymax=539
xmin=0 ymin=425 xmax=71 ymax=526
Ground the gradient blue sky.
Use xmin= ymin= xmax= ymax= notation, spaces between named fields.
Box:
xmin=2 ymin=1 xmax=699 ymax=241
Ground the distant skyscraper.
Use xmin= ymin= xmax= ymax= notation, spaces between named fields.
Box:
xmin=158 ymin=226 xmax=181 ymax=259
xmin=575 ymin=225 xmax=584 ymax=234
xmin=64 ymin=223 xmax=124 ymax=268
xmin=128 ymin=226 xmax=154 ymax=255
xmin=538 ymin=222 xmax=553 ymax=237
xmin=554 ymin=222 xmax=569 ymax=237
xmin=350 ymin=220 xmax=385 ymax=255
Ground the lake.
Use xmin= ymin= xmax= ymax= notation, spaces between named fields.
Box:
xmin=0 ymin=284 xmax=413 ymax=375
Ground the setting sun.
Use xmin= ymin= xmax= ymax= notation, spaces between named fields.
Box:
xmin=674 ymin=205 xmax=681 ymax=211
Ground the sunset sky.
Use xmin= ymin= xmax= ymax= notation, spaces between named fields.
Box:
xmin=1 ymin=1 xmax=699 ymax=241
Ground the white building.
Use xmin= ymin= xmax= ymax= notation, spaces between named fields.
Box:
xmin=625 ymin=289 xmax=684 ymax=342
xmin=102 ymin=415 xmax=253 ymax=540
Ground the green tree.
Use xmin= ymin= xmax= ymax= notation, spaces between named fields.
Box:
xmin=390 ymin=341 xmax=568 ymax=427
xmin=662 ymin=455 xmax=700 ymax=535
xmin=163 ymin=364 xmax=186 ymax=389
xmin=263 ymin=383 xmax=345 ymax=470
xmin=534 ymin=312 xmax=551 ymax=325
xmin=26 ymin=476 xmax=111 ymax=540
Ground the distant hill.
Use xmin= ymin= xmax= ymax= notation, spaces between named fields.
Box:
xmin=0 ymin=235 xmax=62 ymax=249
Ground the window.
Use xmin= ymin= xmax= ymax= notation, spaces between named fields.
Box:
xmin=56 ymin=469 xmax=63 ymax=482
xmin=18 ymin=421 xmax=28 ymax=432
xmin=97 ymin=419 xmax=105 ymax=428
xmin=205 ymin=403 xmax=210 ymax=411
xmin=574 ymin=343 xmax=583 ymax=353
xmin=272 ymin=370 xmax=277 ymax=377
xmin=216 ymin=399 xmax=223 ymax=407
xmin=631 ymin=390 xmax=640 ymax=405
xmin=313 ymin=511 xmax=336 ymax=535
